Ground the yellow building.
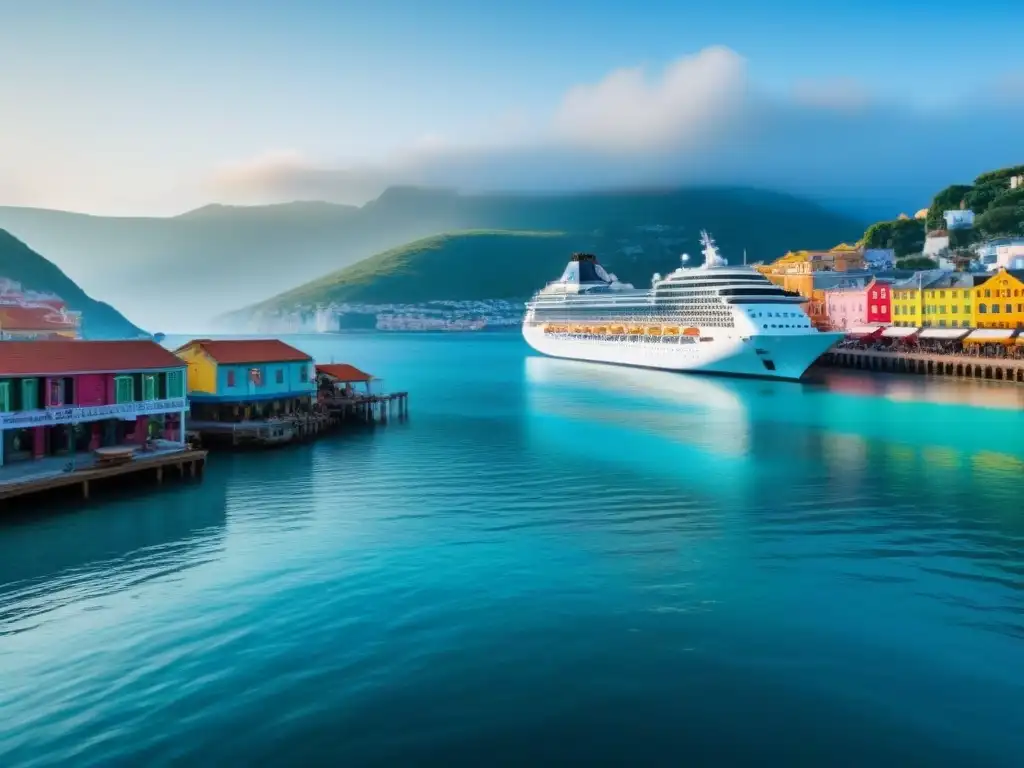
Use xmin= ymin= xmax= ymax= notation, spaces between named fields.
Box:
xmin=920 ymin=273 xmax=975 ymax=328
xmin=973 ymin=268 xmax=1024 ymax=329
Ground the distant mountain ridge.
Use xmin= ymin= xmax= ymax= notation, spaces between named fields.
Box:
xmin=0 ymin=230 xmax=144 ymax=338
xmin=0 ymin=186 xmax=866 ymax=331
xmin=244 ymin=189 xmax=866 ymax=315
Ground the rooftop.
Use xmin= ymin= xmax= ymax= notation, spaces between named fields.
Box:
xmin=179 ymin=339 xmax=312 ymax=365
xmin=316 ymin=364 xmax=373 ymax=383
xmin=923 ymin=272 xmax=975 ymax=289
xmin=0 ymin=340 xmax=185 ymax=376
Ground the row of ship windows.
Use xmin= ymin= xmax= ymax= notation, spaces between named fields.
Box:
xmin=749 ymin=310 xmax=803 ymax=319
xmin=549 ymin=333 xmax=699 ymax=344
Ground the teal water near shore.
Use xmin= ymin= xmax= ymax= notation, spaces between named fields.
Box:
xmin=2 ymin=332 xmax=1023 ymax=766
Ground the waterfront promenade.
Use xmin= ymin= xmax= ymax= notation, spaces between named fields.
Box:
xmin=820 ymin=347 xmax=1024 ymax=382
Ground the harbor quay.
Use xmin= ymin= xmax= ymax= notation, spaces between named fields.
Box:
xmin=821 ymin=325 xmax=1024 ymax=383
xmin=0 ymin=337 xmax=408 ymax=508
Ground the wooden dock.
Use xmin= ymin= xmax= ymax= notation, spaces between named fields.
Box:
xmin=819 ymin=348 xmax=1024 ymax=383
xmin=322 ymin=391 xmax=409 ymax=424
xmin=0 ymin=449 xmax=207 ymax=504
xmin=188 ymin=392 xmax=409 ymax=450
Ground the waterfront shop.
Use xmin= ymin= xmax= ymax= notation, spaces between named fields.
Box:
xmin=174 ymin=339 xmax=317 ymax=422
xmin=0 ymin=340 xmax=188 ymax=467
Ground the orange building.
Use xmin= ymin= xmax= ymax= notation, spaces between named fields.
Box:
xmin=756 ymin=244 xmax=869 ymax=328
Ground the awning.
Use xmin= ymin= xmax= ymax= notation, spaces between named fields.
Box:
xmin=847 ymin=325 xmax=884 ymax=337
xmin=882 ymin=326 xmax=920 ymax=338
xmin=918 ymin=328 xmax=971 ymax=340
xmin=963 ymin=329 xmax=1016 ymax=344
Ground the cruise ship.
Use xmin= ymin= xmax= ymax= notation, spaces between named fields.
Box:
xmin=522 ymin=231 xmax=843 ymax=380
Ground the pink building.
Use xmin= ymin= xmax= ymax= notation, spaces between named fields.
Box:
xmin=826 ymin=288 xmax=867 ymax=331
xmin=0 ymin=341 xmax=187 ymax=467
xmin=825 ymin=278 xmax=892 ymax=330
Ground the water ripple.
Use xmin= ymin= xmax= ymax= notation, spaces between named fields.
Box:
xmin=1 ymin=334 xmax=1023 ymax=766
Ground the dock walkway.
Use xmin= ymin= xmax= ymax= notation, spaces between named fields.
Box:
xmin=0 ymin=445 xmax=207 ymax=503
xmin=820 ymin=348 xmax=1024 ymax=383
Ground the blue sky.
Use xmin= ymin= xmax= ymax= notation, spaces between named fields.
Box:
xmin=1 ymin=0 xmax=1021 ymax=215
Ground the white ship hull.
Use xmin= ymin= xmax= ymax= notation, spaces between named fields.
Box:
xmin=522 ymin=324 xmax=842 ymax=381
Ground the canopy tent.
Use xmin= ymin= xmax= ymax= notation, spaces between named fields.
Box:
xmin=846 ymin=325 xmax=885 ymax=337
xmin=963 ymin=329 xmax=1017 ymax=344
xmin=918 ymin=328 xmax=971 ymax=340
xmin=882 ymin=326 xmax=920 ymax=338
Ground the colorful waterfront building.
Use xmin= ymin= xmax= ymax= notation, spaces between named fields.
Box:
xmin=891 ymin=270 xmax=943 ymax=327
xmin=919 ymin=272 xmax=975 ymax=328
xmin=823 ymin=278 xmax=893 ymax=330
xmin=174 ymin=339 xmax=316 ymax=422
xmin=973 ymin=268 xmax=1024 ymax=329
xmin=0 ymin=340 xmax=188 ymax=467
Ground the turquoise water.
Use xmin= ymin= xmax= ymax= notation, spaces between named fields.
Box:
xmin=2 ymin=332 xmax=1024 ymax=766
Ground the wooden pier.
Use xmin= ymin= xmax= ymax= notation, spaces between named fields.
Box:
xmin=188 ymin=392 xmax=409 ymax=450
xmin=321 ymin=391 xmax=409 ymax=425
xmin=819 ymin=348 xmax=1024 ymax=383
xmin=0 ymin=448 xmax=207 ymax=505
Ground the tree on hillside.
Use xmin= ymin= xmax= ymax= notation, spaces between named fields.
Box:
xmin=862 ymin=220 xmax=895 ymax=249
xmin=990 ymin=187 xmax=1024 ymax=210
xmin=948 ymin=227 xmax=978 ymax=250
xmin=926 ymin=184 xmax=973 ymax=229
xmin=974 ymin=164 xmax=1024 ymax=186
xmin=896 ymin=256 xmax=938 ymax=270
xmin=975 ymin=205 xmax=1024 ymax=238
xmin=963 ymin=181 xmax=1006 ymax=215
xmin=861 ymin=218 xmax=925 ymax=257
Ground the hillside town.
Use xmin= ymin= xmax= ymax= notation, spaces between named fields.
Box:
xmin=247 ymin=299 xmax=525 ymax=334
xmin=0 ymin=278 xmax=82 ymax=340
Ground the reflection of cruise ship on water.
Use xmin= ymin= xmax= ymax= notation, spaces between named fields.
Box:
xmin=522 ymin=231 xmax=842 ymax=380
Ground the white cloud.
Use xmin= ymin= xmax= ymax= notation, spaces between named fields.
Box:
xmin=553 ymin=46 xmax=748 ymax=152
xmin=202 ymin=46 xmax=1024 ymax=213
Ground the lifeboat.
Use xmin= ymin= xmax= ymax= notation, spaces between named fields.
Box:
xmin=627 ymin=325 xmax=643 ymax=335
xmin=663 ymin=326 xmax=680 ymax=336
xmin=646 ymin=326 xmax=662 ymax=336
xmin=609 ymin=325 xmax=625 ymax=335
xmin=682 ymin=327 xmax=700 ymax=337
xmin=594 ymin=326 xmax=607 ymax=335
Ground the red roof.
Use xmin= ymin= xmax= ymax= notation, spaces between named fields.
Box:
xmin=0 ymin=340 xmax=186 ymax=376
xmin=316 ymin=363 xmax=373 ymax=382
xmin=180 ymin=338 xmax=312 ymax=365
xmin=0 ymin=305 xmax=79 ymax=331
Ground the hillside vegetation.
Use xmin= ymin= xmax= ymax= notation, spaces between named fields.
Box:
xmin=0 ymin=230 xmax=144 ymax=338
xmin=0 ymin=186 xmax=864 ymax=328
xmin=258 ymin=231 xmax=577 ymax=307
xmin=863 ymin=163 xmax=1024 ymax=257
xmin=251 ymin=197 xmax=864 ymax=311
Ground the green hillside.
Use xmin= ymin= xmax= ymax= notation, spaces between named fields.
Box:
xmin=259 ymin=230 xmax=576 ymax=307
xmin=862 ymin=163 xmax=1024 ymax=258
xmin=0 ymin=186 xmax=865 ymax=329
xmin=250 ymin=195 xmax=864 ymax=311
xmin=0 ymin=230 xmax=144 ymax=338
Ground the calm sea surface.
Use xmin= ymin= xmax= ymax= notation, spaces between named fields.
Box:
xmin=2 ymin=332 xmax=1024 ymax=767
